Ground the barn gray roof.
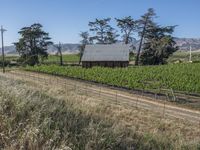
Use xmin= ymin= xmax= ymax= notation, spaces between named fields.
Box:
xmin=81 ymin=44 xmax=130 ymax=62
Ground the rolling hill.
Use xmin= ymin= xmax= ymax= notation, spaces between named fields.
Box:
xmin=1 ymin=38 xmax=200 ymax=55
xmin=0 ymin=44 xmax=80 ymax=55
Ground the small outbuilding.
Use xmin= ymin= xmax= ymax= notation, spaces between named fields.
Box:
xmin=81 ymin=44 xmax=130 ymax=68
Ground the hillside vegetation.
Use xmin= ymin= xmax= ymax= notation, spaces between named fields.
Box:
xmin=26 ymin=63 xmax=200 ymax=94
xmin=44 ymin=54 xmax=79 ymax=63
xmin=168 ymin=51 xmax=200 ymax=63
xmin=0 ymin=76 xmax=200 ymax=149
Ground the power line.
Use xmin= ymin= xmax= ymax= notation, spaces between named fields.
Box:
xmin=0 ymin=25 xmax=7 ymax=73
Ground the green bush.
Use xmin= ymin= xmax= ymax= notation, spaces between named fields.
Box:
xmin=0 ymin=60 xmax=11 ymax=67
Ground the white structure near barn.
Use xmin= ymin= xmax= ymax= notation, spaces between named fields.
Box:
xmin=81 ymin=44 xmax=131 ymax=68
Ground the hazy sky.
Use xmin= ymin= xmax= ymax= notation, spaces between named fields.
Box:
xmin=0 ymin=0 xmax=199 ymax=46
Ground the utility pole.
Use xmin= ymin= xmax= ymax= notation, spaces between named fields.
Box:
xmin=1 ymin=26 xmax=7 ymax=73
xmin=189 ymin=45 xmax=192 ymax=63
xmin=54 ymin=42 xmax=63 ymax=66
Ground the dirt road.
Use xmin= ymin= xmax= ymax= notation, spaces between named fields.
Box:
xmin=1 ymin=70 xmax=200 ymax=124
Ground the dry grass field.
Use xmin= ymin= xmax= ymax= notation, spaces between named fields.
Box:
xmin=0 ymin=74 xmax=200 ymax=149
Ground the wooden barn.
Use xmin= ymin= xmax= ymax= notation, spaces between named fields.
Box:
xmin=81 ymin=44 xmax=130 ymax=68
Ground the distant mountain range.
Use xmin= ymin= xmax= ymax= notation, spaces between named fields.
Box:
xmin=174 ymin=38 xmax=200 ymax=51
xmin=0 ymin=44 xmax=80 ymax=55
xmin=1 ymin=38 xmax=200 ymax=55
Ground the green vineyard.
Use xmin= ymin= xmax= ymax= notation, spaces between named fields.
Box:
xmin=26 ymin=63 xmax=200 ymax=94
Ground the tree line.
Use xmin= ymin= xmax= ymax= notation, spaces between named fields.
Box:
xmin=79 ymin=8 xmax=178 ymax=65
xmin=14 ymin=8 xmax=178 ymax=66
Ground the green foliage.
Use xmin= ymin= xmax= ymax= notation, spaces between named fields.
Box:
xmin=0 ymin=60 xmax=11 ymax=67
xmin=129 ymin=51 xmax=135 ymax=61
xmin=14 ymin=23 xmax=53 ymax=66
xmin=26 ymin=63 xmax=200 ymax=93
xmin=168 ymin=51 xmax=200 ymax=63
xmin=140 ymin=25 xmax=178 ymax=65
xmin=116 ymin=16 xmax=137 ymax=44
xmin=89 ymin=18 xmax=119 ymax=44
xmin=135 ymin=8 xmax=157 ymax=65
xmin=44 ymin=54 xmax=79 ymax=63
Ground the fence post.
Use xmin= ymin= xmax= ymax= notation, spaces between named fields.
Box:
xmin=22 ymin=72 xmax=25 ymax=81
xmin=50 ymin=73 xmax=52 ymax=84
xmin=115 ymin=91 xmax=118 ymax=104
xmin=99 ymin=87 xmax=101 ymax=97
xmin=33 ymin=72 xmax=36 ymax=81
xmin=142 ymin=88 xmax=144 ymax=97
xmin=37 ymin=72 xmax=39 ymax=84
xmin=74 ymin=83 xmax=76 ymax=93
xmin=199 ymin=121 xmax=200 ymax=135
xmin=85 ymin=85 xmax=88 ymax=96
xmin=65 ymin=79 xmax=67 ymax=90
xmin=11 ymin=71 xmax=14 ymax=80
xmin=136 ymin=95 xmax=139 ymax=109
xmin=155 ymin=93 xmax=157 ymax=100
xmin=199 ymin=121 xmax=200 ymax=134
xmin=163 ymin=97 xmax=166 ymax=119
xmin=171 ymin=88 xmax=176 ymax=102
xmin=55 ymin=73 xmax=57 ymax=84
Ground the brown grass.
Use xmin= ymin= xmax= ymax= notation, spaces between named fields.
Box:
xmin=0 ymin=75 xmax=200 ymax=149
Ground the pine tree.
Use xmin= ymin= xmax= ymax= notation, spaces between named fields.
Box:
xmin=140 ymin=24 xmax=178 ymax=65
xmin=135 ymin=8 xmax=156 ymax=65
xmin=89 ymin=18 xmax=118 ymax=44
xmin=116 ymin=16 xmax=137 ymax=44
xmin=79 ymin=31 xmax=90 ymax=64
xmin=14 ymin=23 xmax=53 ymax=66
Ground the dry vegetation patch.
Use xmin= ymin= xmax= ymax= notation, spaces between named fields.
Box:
xmin=0 ymin=76 xmax=199 ymax=149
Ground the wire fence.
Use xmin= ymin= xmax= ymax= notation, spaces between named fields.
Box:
xmin=1 ymin=69 xmax=200 ymax=124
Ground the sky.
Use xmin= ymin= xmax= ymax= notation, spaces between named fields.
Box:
xmin=0 ymin=0 xmax=200 ymax=46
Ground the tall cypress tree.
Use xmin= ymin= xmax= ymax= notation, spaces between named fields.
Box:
xmin=135 ymin=8 xmax=156 ymax=65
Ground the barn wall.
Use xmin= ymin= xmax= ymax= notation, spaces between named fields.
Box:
xmin=82 ymin=61 xmax=129 ymax=68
